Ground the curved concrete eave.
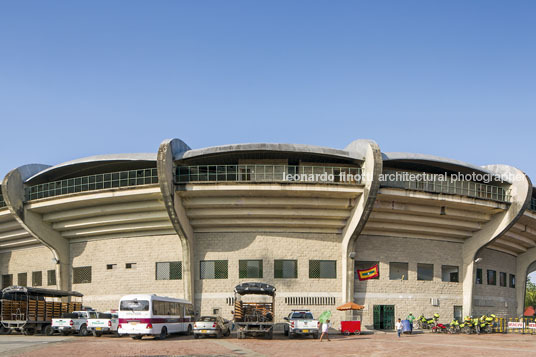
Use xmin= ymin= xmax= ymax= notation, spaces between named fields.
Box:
xmin=177 ymin=143 xmax=364 ymax=162
xmin=382 ymin=152 xmax=511 ymax=184
xmin=25 ymin=153 xmax=157 ymax=183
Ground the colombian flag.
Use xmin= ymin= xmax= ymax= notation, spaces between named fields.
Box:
xmin=357 ymin=264 xmax=379 ymax=281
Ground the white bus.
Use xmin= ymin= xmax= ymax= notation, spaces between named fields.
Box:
xmin=118 ymin=294 xmax=194 ymax=339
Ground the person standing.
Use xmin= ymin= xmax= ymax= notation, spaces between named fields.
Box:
xmin=407 ymin=313 xmax=415 ymax=334
xmin=396 ymin=318 xmax=403 ymax=338
xmin=319 ymin=319 xmax=331 ymax=342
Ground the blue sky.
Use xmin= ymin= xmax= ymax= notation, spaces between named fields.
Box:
xmin=0 ymin=0 xmax=534 ymax=180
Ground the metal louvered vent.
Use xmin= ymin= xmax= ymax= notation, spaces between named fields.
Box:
xmin=285 ymin=297 xmax=336 ymax=306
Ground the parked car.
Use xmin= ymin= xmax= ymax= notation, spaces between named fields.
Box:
xmin=88 ymin=312 xmax=119 ymax=337
xmin=283 ymin=309 xmax=320 ymax=339
xmin=51 ymin=310 xmax=98 ymax=336
xmin=193 ymin=316 xmax=232 ymax=338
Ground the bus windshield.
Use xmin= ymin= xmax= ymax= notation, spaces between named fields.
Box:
xmin=120 ymin=300 xmax=150 ymax=311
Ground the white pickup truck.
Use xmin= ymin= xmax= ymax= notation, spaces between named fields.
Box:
xmin=51 ymin=310 xmax=98 ymax=336
xmin=283 ymin=310 xmax=320 ymax=339
xmin=88 ymin=312 xmax=119 ymax=337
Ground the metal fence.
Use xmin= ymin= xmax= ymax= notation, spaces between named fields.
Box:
xmin=25 ymin=168 xmax=159 ymax=201
xmin=506 ymin=317 xmax=536 ymax=334
xmin=175 ymin=165 xmax=362 ymax=185
xmin=0 ymin=186 xmax=5 ymax=208
xmin=381 ymin=170 xmax=511 ymax=203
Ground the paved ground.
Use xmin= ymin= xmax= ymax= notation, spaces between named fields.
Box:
xmin=3 ymin=331 xmax=536 ymax=356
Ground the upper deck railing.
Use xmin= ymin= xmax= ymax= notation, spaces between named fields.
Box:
xmin=381 ymin=170 xmax=511 ymax=203
xmin=0 ymin=186 xmax=5 ymax=208
xmin=530 ymin=198 xmax=536 ymax=212
xmin=175 ymin=165 xmax=362 ymax=185
xmin=25 ymin=168 xmax=158 ymax=201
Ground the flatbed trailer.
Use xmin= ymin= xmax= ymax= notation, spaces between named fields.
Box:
xmin=1 ymin=286 xmax=83 ymax=335
xmin=233 ymin=282 xmax=275 ymax=339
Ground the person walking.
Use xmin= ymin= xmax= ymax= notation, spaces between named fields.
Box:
xmin=396 ymin=318 xmax=403 ymax=338
xmin=319 ymin=319 xmax=331 ymax=342
xmin=407 ymin=313 xmax=415 ymax=334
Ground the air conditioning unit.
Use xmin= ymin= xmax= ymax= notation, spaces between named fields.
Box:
xmin=430 ymin=298 xmax=440 ymax=306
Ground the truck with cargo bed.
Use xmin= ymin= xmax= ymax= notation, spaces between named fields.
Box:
xmin=233 ymin=282 xmax=275 ymax=339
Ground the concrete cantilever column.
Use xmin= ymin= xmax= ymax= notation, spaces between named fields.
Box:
xmin=157 ymin=138 xmax=195 ymax=304
xmin=341 ymin=140 xmax=382 ymax=314
xmin=461 ymin=166 xmax=532 ymax=317
xmin=2 ymin=164 xmax=72 ymax=291
xmin=516 ymin=248 xmax=536 ymax=316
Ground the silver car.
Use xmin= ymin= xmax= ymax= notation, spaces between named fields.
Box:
xmin=194 ymin=316 xmax=232 ymax=338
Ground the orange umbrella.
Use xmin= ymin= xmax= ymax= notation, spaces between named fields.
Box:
xmin=336 ymin=302 xmax=365 ymax=311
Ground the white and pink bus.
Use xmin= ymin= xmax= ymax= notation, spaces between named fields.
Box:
xmin=118 ymin=294 xmax=194 ymax=339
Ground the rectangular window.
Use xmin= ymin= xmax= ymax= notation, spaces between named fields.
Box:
xmin=476 ymin=268 xmax=482 ymax=284
xmin=47 ymin=269 xmax=56 ymax=286
xmin=200 ymin=260 xmax=228 ymax=279
xmin=441 ymin=265 xmax=459 ymax=282
xmin=309 ymin=260 xmax=336 ymax=279
xmin=73 ymin=266 xmax=92 ymax=284
xmin=487 ymin=270 xmax=496 ymax=285
xmin=239 ymin=260 xmax=263 ymax=279
xmin=355 ymin=261 xmax=379 ymax=280
xmin=417 ymin=263 xmax=433 ymax=281
xmin=1 ymin=274 xmax=12 ymax=289
xmin=156 ymin=261 xmax=182 ymax=280
xmin=389 ymin=262 xmax=408 ymax=280
xmin=509 ymin=274 xmax=516 ymax=288
xmin=274 ymin=260 xmax=298 ymax=279
xmin=126 ymin=263 xmax=136 ymax=269
xmin=32 ymin=271 xmax=42 ymax=287
xmin=18 ymin=272 xmax=27 ymax=286
xmin=106 ymin=264 xmax=117 ymax=270
xmin=500 ymin=272 xmax=507 ymax=287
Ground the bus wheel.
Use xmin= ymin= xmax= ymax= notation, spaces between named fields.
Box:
xmin=159 ymin=327 xmax=168 ymax=340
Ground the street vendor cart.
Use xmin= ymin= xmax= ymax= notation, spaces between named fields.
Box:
xmin=337 ymin=302 xmax=364 ymax=335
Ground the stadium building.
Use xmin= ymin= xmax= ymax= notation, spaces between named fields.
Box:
xmin=1 ymin=138 xmax=535 ymax=329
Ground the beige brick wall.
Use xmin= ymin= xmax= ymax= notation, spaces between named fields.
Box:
xmin=194 ymin=232 xmax=342 ymax=322
xmin=0 ymin=246 xmax=57 ymax=288
xmin=353 ymin=235 xmax=464 ymax=329
xmin=473 ymin=248 xmax=517 ymax=317
xmin=70 ymin=235 xmax=184 ymax=311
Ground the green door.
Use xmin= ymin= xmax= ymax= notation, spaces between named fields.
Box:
xmin=373 ymin=305 xmax=395 ymax=330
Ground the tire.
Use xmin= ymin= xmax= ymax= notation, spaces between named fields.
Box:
xmin=79 ymin=325 xmax=88 ymax=337
xmin=288 ymin=332 xmax=293 ymax=339
xmin=23 ymin=328 xmax=35 ymax=336
xmin=194 ymin=334 xmax=199 ymax=339
xmin=354 ymin=331 xmax=361 ymax=336
xmin=284 ymin=327 xmax=289 ymax=336
xmin=131 ymin=335 xmax=142 ymax=340
xmin=61 ymin=330 xmax=70 ymax=336
xmin=44 ymin=325 xmax=54 ymax=336
xmin=266 ymin=330 xmax=273 ymax=340
xmin=93 ymin=331 xmax=102 ymax=337
xmin=159 ymin=327 xmax=167 ymax=340
xmin=313 ymin=332 xmax=319 ymax=339
xmin=187 ymin=324 xmax=193 ymax=335
xmin=344 ymin=331 xmax=350 ymax=336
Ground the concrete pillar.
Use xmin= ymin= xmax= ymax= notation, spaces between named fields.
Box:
xmin=515 ymin=248 xmax=536 ymax=316
xmin=341 ymin=140 xmax=382 ymax=317
xmin=156 ymin=138 xmax=195 ymax=304
xmin=461 ymin=166 xmax=532 ymax=317
xmin=2 ymin=164 xmax=71 ymax=291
